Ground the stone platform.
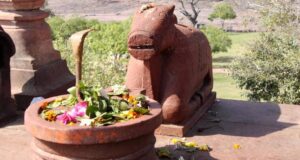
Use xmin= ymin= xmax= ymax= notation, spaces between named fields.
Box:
xmin=1 ymin=99 xmax=300 ymax=160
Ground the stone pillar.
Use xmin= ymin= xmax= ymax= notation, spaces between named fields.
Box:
xmin=0 ymin=0 xmax=75 ymax=109
xmin=0 ymin=26 xmax=16 ymax=121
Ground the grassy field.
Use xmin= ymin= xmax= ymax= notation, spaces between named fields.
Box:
xmin=213 ymin=32 xmax=259 ymax=69
xmin=212 ymin=32 xmax=258 ymax=100
xmin=213 ymin=73 xmax=246 ymax=100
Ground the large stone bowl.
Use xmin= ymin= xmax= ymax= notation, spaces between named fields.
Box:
xmin=0 ymin=0 xmax=44 ymax=10
xmin=25 ymin=95 xmax=162 ymax=160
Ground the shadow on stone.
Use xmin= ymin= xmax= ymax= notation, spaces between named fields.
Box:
xmin=156 ymin=144 xmax=218 ymax=160
xmin=0 ymin=111 xmax=24 ymax=128
xmin=14 ymin=59 xmax=74 ymax=110
xmin=187 ymin=99 xmax=296 ymax=138
xmin=0 ymin=26 xmax=17 ymax=126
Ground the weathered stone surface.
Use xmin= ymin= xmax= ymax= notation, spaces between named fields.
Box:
xmin=0 ymin=2 xmax=75 ymax=109
xmin=2 ymin=99 xmax=300 ymax=159
xmin=125 ymin=4 xmax=213 ymax=124
xmin=25 ymin=95 xmax=162 ymax=160
xmin=0 ymin=26 xmax=16 ymax=122
xmin=0 ymin=0 xmax=44 ymax=10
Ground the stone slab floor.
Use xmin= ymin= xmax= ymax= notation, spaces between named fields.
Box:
xmin=1 ymin=99 xmax=300 ymax=160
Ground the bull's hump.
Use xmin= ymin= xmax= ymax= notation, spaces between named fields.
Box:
xmin=175 ymin=24 xmax=198 ymax=33
xmin=174 ymin=24 xmax=201 ymax=43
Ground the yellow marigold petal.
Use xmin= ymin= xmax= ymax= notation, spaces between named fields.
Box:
xmin=44 ymin=110 xmax=57 ymax=122
xmin=133 ymin=100 xmax=138 ymax=105
xmin=233 ymin=144 xmax=241 ymax=149
xmin=184 ymin=141 xmax=198 ymax=148
xmin=55 ymin=97 xmax=63 ymax=102
xmin=171 ymin=138 xmax=181 ymax=144
xmin=198 ymin=144 xmax=210 ymax=151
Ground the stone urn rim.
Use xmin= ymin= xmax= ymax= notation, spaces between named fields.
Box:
xmin=0 ymin=0 xmax=45 ymax=10
xmin=25 ymin=95 xmax=162 ymax=145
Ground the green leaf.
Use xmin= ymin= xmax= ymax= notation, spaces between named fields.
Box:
xmin=110 ymin=99 xmax=120 ymax=113
xmin=109 ymin=84 xmax=128 ymax=95
xmin=101 ymin=112 xmax=114 ymax=119
xmin=156 ymin=147 xmax=172 ymax=158
xmin=99 ymin=96 xmax=109 ymax=112
xmin=86 ymin=105 xmax=98 ymax=118
xmin=47 ymin=101 xmax=61 ymax=108
xmin=61 ymin=95 xmax=77 ymax=106
xmin=135 ymin=94 xmax=146 ymax=101
xmin=119 ymin=100 xmax=129 ymax=111
xmin=133 ymin=107 xmax=150 ymax=115
xmin=67 ymin=86 xmax=76 ymax=96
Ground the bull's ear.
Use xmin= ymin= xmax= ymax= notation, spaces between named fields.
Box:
xmin=167 ymin=4 xmax=175 ymax=14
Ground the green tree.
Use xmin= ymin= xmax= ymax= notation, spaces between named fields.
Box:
xmin=47 ymin=17 xmax=131 ymax=88
xmin=230 ymin=0 xmax=300 ymax=104
xmin=201 ymin=25 xmax=232 ymax=53
xmin=208 ymin=2 xmax=237 ymax=29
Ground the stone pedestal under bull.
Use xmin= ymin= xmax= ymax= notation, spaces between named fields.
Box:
xmin=0 ymin=26 xmax=16 ymax=121
xmin=125 ymin=4 xmax=215 ymax=132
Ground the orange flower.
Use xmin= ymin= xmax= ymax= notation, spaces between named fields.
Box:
xmin=122 ymin=94 xmax=129 ymax=100
xmin=128 ymin=96 xmax=135 ymax=104
xmin=40 ymin=101 xmax=49 ymax=109
xmin=128 ymin=109 xmax=139 ymax=119
xmin=44 ymin=110 xmax=57 ymax=122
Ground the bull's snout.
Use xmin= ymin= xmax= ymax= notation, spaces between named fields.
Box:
xmin=128 ymin=32 xmax=157 ymax=60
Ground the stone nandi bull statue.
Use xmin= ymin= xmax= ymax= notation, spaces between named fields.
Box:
xmin=125 ymin=4 xmax=213 ymax=124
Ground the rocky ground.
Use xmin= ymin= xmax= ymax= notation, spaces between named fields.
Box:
xmin=46 ymin=0 xmax=261 ymax=32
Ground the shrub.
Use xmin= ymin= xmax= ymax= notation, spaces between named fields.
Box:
xmin=208 ymin=2 xmax=236 ymax=21
xmin=230 ymin=0 xmax=300 ymax=104
xmin=47 ymin=17 xmax=131 ymax=88
xmin=201 ymin=25 xmax=232 ymax=53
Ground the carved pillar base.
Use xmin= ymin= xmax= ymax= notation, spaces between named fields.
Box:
xmin=0 ymin=5 xmax=75 ymax=109
xmin=12 ymin=59 xmax=75 ymax=109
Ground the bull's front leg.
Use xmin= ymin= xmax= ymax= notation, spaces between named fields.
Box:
xmin=125 ymin=57 xmax=145 ymax=91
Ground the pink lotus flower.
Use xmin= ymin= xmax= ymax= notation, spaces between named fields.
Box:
xmin=70 ymin=101 xmax=88 ymax=117
xmin=56 ymin=111 xmax=77 ymax=124
xmin=56 ymin=101 xmax=88 ymax=124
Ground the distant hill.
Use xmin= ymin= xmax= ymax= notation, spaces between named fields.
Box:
xmin=46 ymin=0 xmax=270 ymax=32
